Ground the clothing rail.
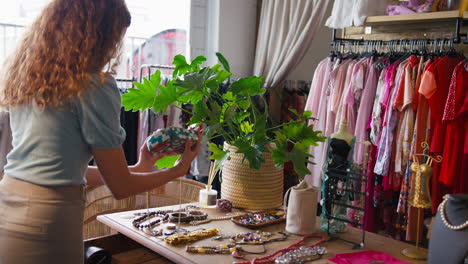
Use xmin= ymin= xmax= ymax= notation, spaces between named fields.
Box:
xmin=331 ymin=37 xmax=462 ymax=47
xmin=115 ymin=78 xmax=136 ymax=83
xmin=331 ymin=16 xmax=468 ymax=44
xmin=139 ymin=64 xmax=175 ymax=81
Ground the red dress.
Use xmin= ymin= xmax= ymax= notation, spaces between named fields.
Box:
xmin=419 ymin=56 xmax=463 ymax=212
xmin=440 ymin=62 xmax=468 ymax=194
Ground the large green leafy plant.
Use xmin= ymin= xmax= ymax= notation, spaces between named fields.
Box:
xmin=122 ymin=54 xmax=325 ymax=178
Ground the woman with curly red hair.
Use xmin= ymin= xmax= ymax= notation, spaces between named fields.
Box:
xmin=0 ymin=1 xmax=199 ymax=263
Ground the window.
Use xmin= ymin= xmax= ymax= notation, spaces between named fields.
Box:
xmin=0 ymin=0 xmax=191 ymax=80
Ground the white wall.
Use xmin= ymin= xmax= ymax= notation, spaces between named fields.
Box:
xmin=217 ymin=0 xmax=257 ymax=78
xmin=193 ymin=0 xmax=257 ymax=78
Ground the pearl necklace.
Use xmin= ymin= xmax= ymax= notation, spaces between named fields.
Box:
xmin=438 ymin=195 xmax=468 ymax=230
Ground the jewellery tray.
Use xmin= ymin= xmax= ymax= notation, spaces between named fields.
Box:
xmin=231 ymin=210 xmax=286 ymax=229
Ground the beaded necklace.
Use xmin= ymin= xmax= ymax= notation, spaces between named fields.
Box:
xmin=213 ymin=230 xmax=288 ymax=245
xmin=234 ymin=234 xmax=326 ymax=264
xmin=190 ymin=212 xmax=245 ymax=226
xmin=132 ymin=206 xmax=207 ymax=229
xmin=439 ymin=195 xmax=468 ymax=230
xmin=186 ymin=244 xmax=267 ymax=258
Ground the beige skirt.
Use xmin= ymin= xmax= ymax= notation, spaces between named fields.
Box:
xmin=0 ymin=176 xmax=85 ymax=264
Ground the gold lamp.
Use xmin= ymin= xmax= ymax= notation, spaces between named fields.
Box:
xmin=402 ymin=142 xmax=442 ymax=260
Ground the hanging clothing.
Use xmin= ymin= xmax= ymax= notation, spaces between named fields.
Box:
xmin=419 ymin=56 xmax=463 ymax=212
xmin=305 ymin=57 xmax=333 ymax=187
xmin=304 ymin=50 xmax=467 ymax=241
xmin=354 ymin=58 xmax=379 ymax=164
xmin=439 ymin=62 xmax=468 ymax=192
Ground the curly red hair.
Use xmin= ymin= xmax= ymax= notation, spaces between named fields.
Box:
xmin=0 ymin=0 xmax=131 ymax=109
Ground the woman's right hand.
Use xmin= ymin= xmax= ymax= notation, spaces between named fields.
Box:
xmin=173 ymin=138 xmax=201 ymax=177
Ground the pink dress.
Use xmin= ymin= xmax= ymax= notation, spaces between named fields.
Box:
xmin=304 ymin=57 xmax=333 ymax=187
xmin=354 ymin=58 xmax=379 ymax=165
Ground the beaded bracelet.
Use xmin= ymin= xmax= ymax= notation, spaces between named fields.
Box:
xmin=168 ymin=212 xmax=192 ymax=223
xmin=168 ymin=211 xmax=208 ymax=223
xmin=188 ymin=210 xmax=208 ymax=221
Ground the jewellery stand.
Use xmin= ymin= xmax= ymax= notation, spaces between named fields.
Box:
xmin=321 ymin=139 xmax=369 ymax=249
xmin=401 ymin=142 xmax=442 ymax=260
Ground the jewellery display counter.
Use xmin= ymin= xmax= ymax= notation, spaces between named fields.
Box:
xmin=88 ymin=203 xmax=427 ymax=264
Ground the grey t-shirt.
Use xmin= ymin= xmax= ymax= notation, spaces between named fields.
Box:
xmin=4 ymin=74 xmax=126 ymax=186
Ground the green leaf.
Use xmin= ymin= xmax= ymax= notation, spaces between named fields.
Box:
xmin=223 ymin=92 xmax=235 ymax=101
xmin=223 ymin=104 xmax=238 ymax=122
xmin=207 ymin=101 xmax=222 ymax=124
xmin=235 ymin=112 xmax=250 ymax=123
xmin=121 ymin=71 xmax=161 ymax=112
xmin=215 ymin=70 xmax=232 ymax=83
xmin=206 ymin=79 xmax=219 ymax=94
xmin=288 ymin=142 xmax=312 ymax=177
xmin=303 ymin=110 xmax=312 ymax=118
xmin=189 ymin=100 xmax=209 ymax=125
xmin=253 ymin=113 xmax=267 ymax=143
xmin=209 ymin=143 xmax=230 ymax=171
xmin=204 ymin=123 xmax=222 ymax=138
xmin=175 ymin=72 xmax=205 ymax=91
xmin=172 ymin=55 xmax=191 ymax=77
xmin=155 ymin=155 xmax=180 ymax=169
xmin=233 ymin=140 xmax=265 ymax=170
xmin=240 ymin=121 xmax=254 ymax=134
xmin=216 ymin=52 xmax=231 ymax=72
xmin=152 ymin=81 xmax=178 ymax=114
xmin=238 ymin=100 xmax=250 ymax=110
xmin=229 ymin=76 xmax=265 ymax=96
xmin=289 ymin=108 xmax=300 ymax=118
xmin=190 ymin=55 xmax=207 ymax=70
xmin=271 ymin=149 xmax=287 ymax=168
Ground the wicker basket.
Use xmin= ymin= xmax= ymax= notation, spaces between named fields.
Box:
xmin=221 ymin=143 xmax=284 ymax=209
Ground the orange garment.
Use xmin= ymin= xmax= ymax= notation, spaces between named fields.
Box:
xmin=405 ymin=58 xmax=432 ymax=243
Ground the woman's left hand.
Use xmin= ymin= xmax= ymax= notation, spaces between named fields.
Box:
xmin=135 ymin=140 xmax=177 ymax=172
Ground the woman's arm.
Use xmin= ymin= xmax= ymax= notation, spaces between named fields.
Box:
xmin=88 ymin=139 xmax=199 ymax=200
xmin=85 ymin=140 xmax=179 ymax=187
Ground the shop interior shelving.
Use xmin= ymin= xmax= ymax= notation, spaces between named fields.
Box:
xmin=365 ymin=10 xmax=467 ymax=25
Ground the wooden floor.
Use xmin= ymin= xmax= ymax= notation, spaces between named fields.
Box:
xmin=113 ymin=248 xmax=174 ymax=264
xmin=84 ymin=233 xmax=174 ymax=264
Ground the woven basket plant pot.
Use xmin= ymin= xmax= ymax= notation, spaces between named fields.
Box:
xmin=221 ymin=143 xmax=284 ymax=210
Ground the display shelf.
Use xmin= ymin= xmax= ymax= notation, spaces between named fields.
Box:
xmin=365 ymin=10 xmax=463 ymax=25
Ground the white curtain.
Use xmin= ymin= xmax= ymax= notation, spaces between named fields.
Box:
xmin=253 ymin=0 xmax=329 ymax=89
